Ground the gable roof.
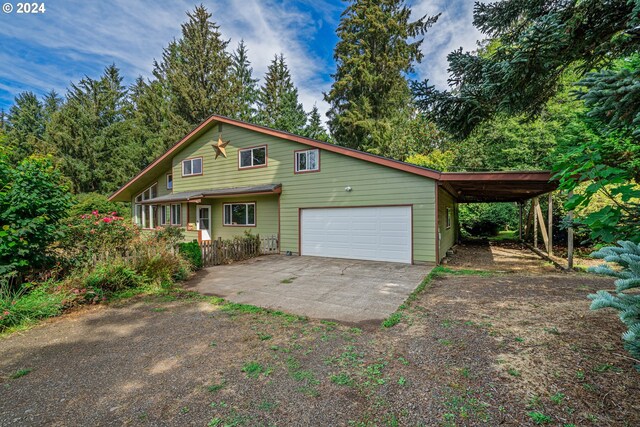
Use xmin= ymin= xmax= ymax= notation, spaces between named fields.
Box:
xmin=108 ymin=115 xmax=442 ymax=201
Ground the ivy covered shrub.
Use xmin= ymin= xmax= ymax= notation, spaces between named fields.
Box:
xmin=67 ymin=192 xmax=129 ymax=219
xmin=588 ymin=241 xmax=640 ymax=370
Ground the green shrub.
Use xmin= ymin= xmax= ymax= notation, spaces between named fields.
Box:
xmin=0 ymin=282 xmax=67 ymax=331
xmin=84 ymin=261 xmax=146 ymax=294
xmin=133 ymin=248 xmax=191 ymax=283
xmin=67 ymin=192 xmax=128 ymax=218
xmin=179 ymin=240 xmax=203 ymax=270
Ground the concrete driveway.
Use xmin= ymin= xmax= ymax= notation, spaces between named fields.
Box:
xmin=185 ymin=255 xmax=431 ymax=323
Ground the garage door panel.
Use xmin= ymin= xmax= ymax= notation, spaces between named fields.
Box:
xmin=301 ymin=206 xmax=412 ymax=264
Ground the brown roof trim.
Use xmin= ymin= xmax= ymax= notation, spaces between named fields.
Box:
xmin=108 ymin=115 xmax=441 ymax=201
xmin=441 ymin=171 xmax=554 ymax=182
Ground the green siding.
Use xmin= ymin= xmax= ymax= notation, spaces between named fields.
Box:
xmin=167 ymin=123 xmax=437 ymax=263
xmin=438 ymin=188 xmax=458 ymax=259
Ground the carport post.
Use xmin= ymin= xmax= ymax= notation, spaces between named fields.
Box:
xmin=533 ymin=197 xmax=538 ymax=248
xmin=567 ymin=191 xmax=574 ymax=269
xmin=547 ymin=193 xmax=553 ymax=256
xmin=518 ymin=202 xmax=523 ymax=241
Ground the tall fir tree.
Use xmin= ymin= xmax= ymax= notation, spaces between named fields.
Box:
xmin=6 ymin=91 xmax=47 ymax=161
xmin=153 ymin=5 xmax=240 ymax=125
xmin=302 ymin=104 xmax=330 ymax=141
xmin=230 ymin=40 xmax=259 ymax=122
xmin=47 ymin=65 xmax=146 ymax=193
xmin=257 ymin=54 xmax=307 ymax=134
xmin=324 ymin=0 xmax=438 ymax=154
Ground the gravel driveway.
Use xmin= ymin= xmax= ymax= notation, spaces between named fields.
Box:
xmin=1 ymin=244 xmax=637 ymax=426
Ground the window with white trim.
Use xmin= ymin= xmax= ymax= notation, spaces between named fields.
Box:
xmin=295 ymin=149 xmax=319 ymax=172
xmin=166 ymin=173 xmax=173 ymax=189
xmin=182 ymin=158 xmax=202 ymax=176
xmin=446 ymin=207 xmax=452 ymax=229
xmin=223 ymin=203 xmax=255 ymax=226
xmin=134 ymin=183 xmax=158 ymax=229
xmin=238 ymin=146 xmax=267 ymax=169
xmin=171 ymin=204 xmax=182 ymax=226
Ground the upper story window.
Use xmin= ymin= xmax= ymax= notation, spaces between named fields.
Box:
xmin=166 ymin=173 xmax=173 ymax=189
xmin=135 ymin=183 xmax=157 ymax=203
xmin=182 ymin=157 xmax=203 ymax=177
xmin=295 ymin=149 xmax=320 ymax=173
xmin=238 ymin=146 xmax=267 ymax=169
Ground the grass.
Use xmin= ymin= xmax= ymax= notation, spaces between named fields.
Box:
xmin=280 ymin=277 xmax=296 ymax=284
xmin=489 ymin=230 xmax=518 ymax=242
xmin=213 ymin=299 xmax=306 ymax=324
xmin=528 ymin=411 xmax=553 ymax=424
xmin=242 ymin=361 xmax=270 ymax=379
xmin=10 ymin=368 xmax=32 ymax=379
xmin=381 ymin=312 xmax=402 ymax=328
xmin=207 ymin=380 xmax=226 ymax=394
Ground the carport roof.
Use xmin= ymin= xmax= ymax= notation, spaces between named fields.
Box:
xmin=440 ymin=171 xmax=557 ymax=203
xmin=141 ymin=183 xmax=282 ymax=204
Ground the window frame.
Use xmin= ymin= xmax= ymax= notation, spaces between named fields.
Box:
xmin=160 ymin=205 xmax=170 ymax=225
xmin=294 ymin=149 xmax=320 ymax=173
xmin=181 ymin=157 xmax=203 ymax=177
xmin=134 ymin=182 xmax=158 ymax=229
xmin=171 ymin=204 xmax=182 ymax=226
xmin=238 ymin=145 xmax=268 ymax=170
xmin=166 ymin=173 xmax=173 ymax=190
xmin=446 ymin=207 xmax=452 ymax=229
xmin=222 ymin=202 xmax=256 ymax=227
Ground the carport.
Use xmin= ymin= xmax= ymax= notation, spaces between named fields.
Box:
xmin=438 ymin=171 xmax=574 ymax=268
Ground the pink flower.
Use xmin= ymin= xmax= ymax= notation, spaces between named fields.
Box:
xmin=3 ymin=311 xmax=9 ymax=316
xmin=111 ymin=211 xmax=117 ymax=215
xmin=92 ymin=210 xmax=99 ymax=215
xmin=103 ymin=217 xmax=113 ymax=223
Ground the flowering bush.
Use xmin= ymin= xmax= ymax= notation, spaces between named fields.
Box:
xmin=60 ymin=210 xmax=140 ymax=265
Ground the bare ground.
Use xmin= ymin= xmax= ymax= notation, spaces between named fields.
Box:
xmin=1 ymin=243 xmax=638 ymax=426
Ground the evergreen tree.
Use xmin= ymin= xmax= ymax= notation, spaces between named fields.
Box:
xmin=153 ymin=5 xmax=239 ymax=125
xmin=257 ymin=54 xmax=307 ymax=134
xmin=6 ymin=91 xmax=46 ymax=160
xmin=589 ymin=241 xmax=640 ymax=369
xmin=47 ymin=65 xmax=145 ymax=193
xmin=324 ymin=0 xmax=438 ymax=153
xmin=302 ymin=105 xmax=330 ymax=141
xmin=230 ymin=40 xmax=259 ymax=122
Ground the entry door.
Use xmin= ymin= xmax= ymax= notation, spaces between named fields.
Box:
xmin=197 ymin=205 xmax=212 ymax=241
xmin=300 ymin=206 xmax=412 ymax=263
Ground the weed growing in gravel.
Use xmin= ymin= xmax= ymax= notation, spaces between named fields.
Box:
xmin=507 ymin=368 xmax=521 ymax=377
xmin=242 ymin=362 xmax=270 ymax=378
xmin=331 ymin=372 xmax=354 ymax=386
xmin=441 ymin=388 xmax=491 ymax=425
xmin=10 ymin=368 xmax=32 ymax=379
xmin=207 ymin=380 xmax=226 ymax=394
xmin=280 ymin=277 xmax=296 ymax=284
xmin=256 ymin=332 xmax=272 ymax=341
xmin=550 ymin=392 xmax=565 ymax=404
xmin=381 ymin=312 xmax=402 ymax=328
xmin=528 ymin=411 xmax=553 ymax=424
xmin=594 ymin=363 xmax=621 ymax=373
xmin=180 ymin=406 xmax=190 ymax=414
xmin=257 ymin=400 xmax=278 ymax=411
xmin=397 ymin=376 xmax=407 ymax=386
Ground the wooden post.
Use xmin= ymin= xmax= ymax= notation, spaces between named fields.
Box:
xmin=567 ymin=191 xmax=574 ymax=269
xmin=547 ymin=193 xmax=553 ymax=257
xmin=518 ymin=202 xmax=523 ymax=241
xmin=534 ymin=198 xmax=550 ymax=253
xmin=533 ymin=198 xmax=538 ymax=248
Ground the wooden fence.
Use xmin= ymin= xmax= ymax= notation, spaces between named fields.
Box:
xmin=199 ymin=235 xmax=279 ymax=267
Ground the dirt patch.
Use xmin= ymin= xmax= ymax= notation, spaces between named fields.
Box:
xmin=1 ymin=244 xmax=638 ymax=426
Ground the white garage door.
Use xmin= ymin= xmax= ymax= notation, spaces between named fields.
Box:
xmin=300 ymin=206 xmax=412 ymax=264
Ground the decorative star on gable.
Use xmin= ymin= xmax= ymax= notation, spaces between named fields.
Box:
xmin=212 ymin=134 xmax=230 ymax=159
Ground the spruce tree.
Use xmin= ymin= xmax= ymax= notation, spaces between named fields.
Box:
xmin=589 ymin=241 xmax=640 ymax=369
xmin=324 ymin=0 xmax=438 ymax=153
xmin=153 ymin=5 xmax=239 ymax=125
xmin=230 ymin=40 xmax=259 ymax=122
xmin=257 ymin=54 xmax=307 ymax=134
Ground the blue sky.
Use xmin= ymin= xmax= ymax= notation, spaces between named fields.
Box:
xmin=0 ymin=0 xmax=484 ymax=118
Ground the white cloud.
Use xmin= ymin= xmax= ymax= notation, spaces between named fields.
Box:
xmin=411 ymin=0 xmax=485 ymax=89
